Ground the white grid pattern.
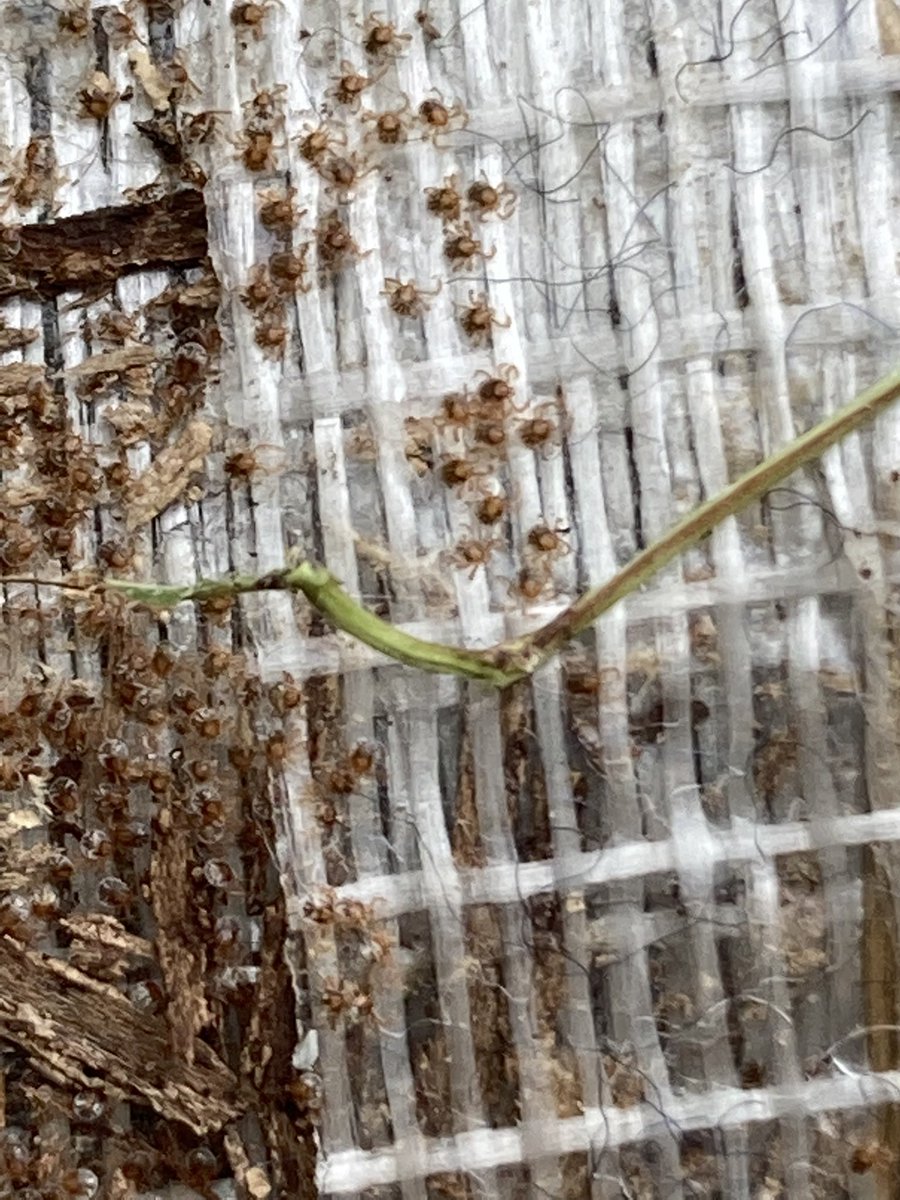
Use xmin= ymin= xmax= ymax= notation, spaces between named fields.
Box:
xmin=2 ymin=0 xmax=900 ymax=1196
xmin=320 ymin=1069 xmax=900 ymax=1193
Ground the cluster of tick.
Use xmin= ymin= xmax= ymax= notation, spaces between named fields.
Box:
xmin=0 ymin=268 xmax=221 ymax=580
xmin=222 ymin=10 xmax=520 ymax=355
xmin=0 ymin=206 xmax=271 ymax=1182
xmin=384 ymin=171 xmax=517 ymax=340
xmin=282 ymin=675 xmax=395 ymax=1032
xmin=401 ymin=370 xmax=571 ymax=599
xmin=47 ymin=6 xmax=504 ymax=360
xmin=302 ymin=884 xmax=393 ymax=1030
xmin=0 ymin=609 xmax=349 ymax=1186
xmin=41 ymin=6 xmax=525 ymax=357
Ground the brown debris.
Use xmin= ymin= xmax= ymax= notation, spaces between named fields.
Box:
xmin=778 ymin=852 xmax=828 ymax=977
xmin=0 ymin=480 xmax=51 ymax=508
xmin=129 ymin=47 xmax=181 ymax=110
xmin=451 ymin=711 xmax=485 ymax=868
xmin=861 ymin=843 xmax=900 ymax=1181
xmin=0 ymin=362 xmax=44 ymax=396
xmin=60 ymin=912 xmax=154 ymax=983
xmin=0 ymin=318 xmax=39 ymax=352
xmin=0 ymin=935 xmax=239 ymax=1133
xmin=150 ymin=804 xmax=212 ymax=1066
xmin=426 ymin=1173 xmax=472 ymax=1199
xmin=878 ymin=0 xmax=900 ymax=54
xmin=501 ymin=682 xmax=551 ymax=859
xmin=102 ymin=399 xmax=160 ymax=445
xmin=414 ymin=1027 xmax=454 ymax=1137
xmin=63 ymin=344 xmax=157 ymax=380
xmin=0 ymin=190 xmax=208 ymax=299
xmin=602 ymin=1048 xmax=646 ymax=1108
xmin=465 ymin=905 xmax=519 ymax=1128
xmin=240 ymin=902 xmax=318 ymax=1198
xmin=224 ymin=1125 xmax=273 ymax=1199
xmin=125 ymin=418 xmax=212 ymax=530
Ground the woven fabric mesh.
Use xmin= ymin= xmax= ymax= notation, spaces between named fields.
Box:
xmin=0 ymin=0 xmax=899 ymax=1198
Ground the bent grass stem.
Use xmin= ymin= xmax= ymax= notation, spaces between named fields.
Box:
xmin=5 ymin=366 xmax=900 ymax=688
